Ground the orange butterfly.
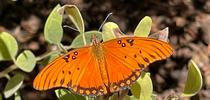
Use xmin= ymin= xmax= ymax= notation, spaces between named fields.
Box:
xmin=33 ymin=36 xmax=173 ymax=96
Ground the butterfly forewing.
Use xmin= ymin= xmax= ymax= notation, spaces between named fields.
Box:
xmin=33 ymin=47 xmax=108 ymax=96
xmin=103 ymin=37 xmax=173 ymax=61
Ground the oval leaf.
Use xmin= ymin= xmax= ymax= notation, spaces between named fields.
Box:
xmin=15 ymin=50 xmax=36 ymax=72
xmin=102 ymin=22 xmax=121 ymax=41
xmin=181 ymin=60 xmax=203 ymax=97
xmin=131 ymin=72 xmax=153 ymax=100
xmin=124 ymin=95 xmax=137 ymax=100
xmin=62 ymin=5 xmax=84 ymax=33
xmin=44 ymin=4 xmax=63 ymax=44
xmin=134 ymin=16 xmax=152 ymax=37
xmin=0 ymin=32 xmax=18 ymax=61
xmin=70 ymin=31 xmax=102 ymax=48
xmin=151 ymin=94 xmax=157 ymax=100
xmin=109 ymin=93 xmax=118 ymax=100
xmin=4 ymin=74 xmax=24 ymax=98
xmin=55 ymin=89 xmax=85 ymax=100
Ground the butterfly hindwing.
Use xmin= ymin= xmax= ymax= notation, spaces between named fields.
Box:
xmin=104 ymin=51 xmax=141 ymax=92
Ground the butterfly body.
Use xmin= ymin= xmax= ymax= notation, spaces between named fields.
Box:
xmin=91 ymin=43 xmax=109 ymax=87
xmin=33 ymin=36 xmax=173 ymax=96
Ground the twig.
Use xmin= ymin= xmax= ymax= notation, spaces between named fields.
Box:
xmin=35 ymin=50 xmax=60 ymax=61
xmin=0 ymin=64 xmax=18 ymax=79
xmin=58 ymin=43 xmax=68 ymax=53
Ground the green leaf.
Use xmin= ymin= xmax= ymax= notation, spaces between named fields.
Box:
xmin=110 ymin=94 xmax=136 ymax=100
xmin=102 ymin=22 xmax=121 ymax=41
xmin=134 ymin=16 xmax=152 ymax=37
xmin=55 ymin=89 xmax=85 ymax=100
xmin=62 ymin=5 xmax=84 ymax=33
xmin=151 ymin=94 xmax=157 ymax=100
xmin=0 ymin=32 xmax=18 ymax=61
xmin=124 ymin=95 xmax=137 ymax=100
xmin=14 ymin=92 xmax=21 ymax=100
xmin=15 ymin=50 xmax=36 ymax=72
xmin=94 ymin=96 xmax=104 ymax=100
xmin=4 ymin=74 xmax=24 ymax=98
xmin=181 ymin=60 xmax=203 ymax=97
xmin=131 ymin=72 xmax=153 ymax=100
xmin=70 ymin=31 xmax=102 ymax=48
xmin=109 ymin=93 xmax=118 ymax=100
xmin=44 ymin=4 xmax=63 ymax=44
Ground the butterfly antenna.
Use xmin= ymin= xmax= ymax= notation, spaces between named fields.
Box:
xmin=63 ymin=25 xmax=79 ymax=32
xmin=98 ymin=12 xmax=113 ymax=31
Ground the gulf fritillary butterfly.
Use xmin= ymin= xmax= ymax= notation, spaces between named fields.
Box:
xmin=33 ymin=36 xmax=173 ymax=96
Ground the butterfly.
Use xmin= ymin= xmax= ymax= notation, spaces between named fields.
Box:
xmin=33 ymin=36 xmax=173 ymax=96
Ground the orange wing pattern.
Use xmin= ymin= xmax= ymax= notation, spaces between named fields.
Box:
xmin=33 ymin=47 xmax=108 ymax=96
xmin=102 ymin=37 xmax=173 ymax=93
xmin=33 ymin=36 xmax=173 ymax=96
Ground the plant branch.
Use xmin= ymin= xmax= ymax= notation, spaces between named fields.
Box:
xmin=58 ymin=43 xmax=68 ymax=53
xmin=0 ymin=64 xmax=18 ymax=79
xmin=35 ymin=50 xmax=60 ymax=61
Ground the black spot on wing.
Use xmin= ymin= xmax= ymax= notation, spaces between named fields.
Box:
xmin=117 ymin=40 xmax=122 ymax=44
xmin=68 ymin=71 xmax=71 ymax=75
xmin=74 ymin=51 xmax=78 ymax=55
xmin=149 ymin=54 xmax=156 ymax=59
xmin=72 ymin=56 xmax=76 ymax=60
xmin=134 ymin=54 xmax=137 ymax=58
xmin=139 ymin=50 xmax=142 ymax=53
xmin=143 ymin=57 xmax=150 ymax=63
xmin=121 ymin=43 xmax=126 ymax=47
xmin=126 ymin=39 xmax=134 ymax=46
xmin=60 ymin=79 xmax=64 ymax=85
xmin=63 ymin=54 xmax=70 ymax=62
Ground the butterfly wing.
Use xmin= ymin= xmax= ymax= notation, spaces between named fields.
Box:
xmin=102 ymin=37 xmax=173 ymax=92
xmin=33 ymin=36 xmax=173 ymax=96
xmin=33 ymin=47 xmax=107 ymax=96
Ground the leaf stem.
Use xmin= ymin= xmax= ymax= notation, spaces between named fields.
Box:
xmin=11 ymin=57 xmax=16 ymax=64
xmin=63 ymin=45 xmax=72 ymax=50
xmin=0 ymin=64 xmax=18 ymax=79
xmin=35 ymin=50 xmax=60 ymax=61
xmin=58 ymin=43 xmax=68 ymax=53
xmin=82 ymin=32 xmax=87 ymax=46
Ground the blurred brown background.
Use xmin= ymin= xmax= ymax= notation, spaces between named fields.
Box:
xmin=0 ymin=0 xmax=210 ymax=100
